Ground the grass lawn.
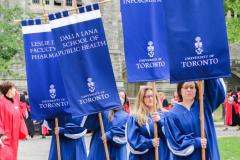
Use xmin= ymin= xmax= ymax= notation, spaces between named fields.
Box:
xmin=218 ymin=137 xmax=240 ymax=160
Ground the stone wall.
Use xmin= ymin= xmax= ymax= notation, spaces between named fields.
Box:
xmin=0 ymin=0 xmax=27 ymax=9
xmin=1 ymin=0 xmax=240 ymax=96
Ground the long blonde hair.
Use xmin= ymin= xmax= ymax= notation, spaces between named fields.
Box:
xmin=133 ymin=86 xmax=160 ymax=126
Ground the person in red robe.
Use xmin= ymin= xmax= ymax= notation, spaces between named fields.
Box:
xmin=119 ymin=90 xmax=131 ymax=114
xmin=237 ymin=87 xmax=240 ymax=107
xmin=223 ymin=89 xmax=239 ymax=131
xmin=41 ymin=120 xmax=49 ymax=138
xmin=236 ymin=87 xmax=240 ymax=130
xmin=20 ymin=92 xmax=35 ymax=138
xmin=158 ymin=92 xmax=171 ymax=110
xmin=0 ymin=81 xmax=28 ymax=160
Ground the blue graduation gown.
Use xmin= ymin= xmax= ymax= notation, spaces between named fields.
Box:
xmin=127 ymin=113 xmax=169 ymax=160
xmin=105 ymin=110 xmax=129 ymax=160
xmin=162 ymin=79 xmax=225 ymax=160
xmin=85 ymin=111 xmax=109 ymax=160
xmin=48 ymin=116 xmax=87 ymax=160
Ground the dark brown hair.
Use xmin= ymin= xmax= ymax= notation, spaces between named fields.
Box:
xmin=237 ymin=87 xmax=240 ymax=92
xmin=0 ymin=81 xmax=15 ymax=96
xmin=119 ymin=90 xmax=130 ymax=106
xmin=177 ymin=81 xmax=199 ymax=102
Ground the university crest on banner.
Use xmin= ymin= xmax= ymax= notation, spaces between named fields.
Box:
xmin=22 ymin=19 xmax=71 ymax=119
xmin=48 ymin=3 xmax=121 ymax=116
xmin=120 ymin=0 xmax=169 ymax=82
xmin=162 ymin=0 xmax=231 ymax=83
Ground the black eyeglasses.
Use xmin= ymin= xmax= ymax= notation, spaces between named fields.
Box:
xmin=144 ymin=95 xmax=153 ymax=99
xmin=181 ymin=86 xmax=195 ymax=90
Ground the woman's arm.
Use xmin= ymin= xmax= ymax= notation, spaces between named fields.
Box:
xmin=126 ymin=116 xmax=154 ymax=154
xmin=162 ymin=114 xmax=202 ymax=157
xmin=106 ymin=113 xmax=129 ymax=144
xmin=204 ymin=78 xmax=226 ymax=112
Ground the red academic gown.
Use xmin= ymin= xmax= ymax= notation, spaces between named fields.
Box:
xmin=19 ymin=101 xmax=27 ymax=119
xmin=224 ymin=96 xmax=238 ymax=126
xmin=237 ymin=92 xmax=240 ymax=113
xmin=123 ymin=101 xmax=130 ymax=114
xmin=0 ymin=95 xmax=28 ymax=160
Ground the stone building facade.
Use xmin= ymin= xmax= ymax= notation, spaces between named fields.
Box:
xmin=0 ymin=0 xmax=239 ymax=98
xmin=0 ymin=0 xmax=127 ymax=91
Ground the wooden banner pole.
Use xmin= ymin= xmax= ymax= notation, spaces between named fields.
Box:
xmin=73 ymin=0 xmax=78 ymax=14
xmin=54 ymin=118 xmax=62 ymax=160
xmin=152 ymin=82 xmax=159 ymax=160
xmin=98 ymin=112 xmax=110 ymax=160
xmin=41 ymin=0 xmax=46 ymax=16
xmin=199 ymin=80 xmax=205 ymax=160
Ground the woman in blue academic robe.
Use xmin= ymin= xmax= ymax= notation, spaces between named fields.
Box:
xmin=160 ymin=79 xmax=226 ymax=160
xmin=126 ymin=86 xmax=170 ymax=160
xmin=48 ymin=115 xmax=87 ymax=160
xmin=102 ymin=108 xmax=129 ymax=160
xmin=84 ymin=111 xmax=109 ymax=160
xmin=85 ymin=97 xmax=129 ymax=160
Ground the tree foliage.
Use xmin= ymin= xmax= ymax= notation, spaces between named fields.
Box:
xmin=0 ymin=5 xmax=31 ymax=72
xmin=224 ymin=0 xmax=240 ymax=19
xmin=226 ymin=18 xmax=240 ymax=43
xmin=0 ymin=5 xmax=22 ymax=72
xmin=224 ymin=0 xmax=240 ymax=43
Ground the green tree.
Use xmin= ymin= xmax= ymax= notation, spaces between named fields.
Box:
xmin=0 ymin=5 xmax=31 ymax=73
xmin=226 ymin=19 xmax=240 ymax=43
xmin=225 ymin=0 xmax=240 ymax=19
xmin=224 ymin=0 xmax=240 ymax=43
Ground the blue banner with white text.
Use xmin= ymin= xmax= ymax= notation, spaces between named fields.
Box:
xmin=120 ymin=0 xmax=169 ymax=82
xmin=48 ymin=4 xmax=121 ymax=116
xmin=22 ymin=20 xmax=71 ymax=119
xmin=163 ymin=0 xmax=231 ymax=83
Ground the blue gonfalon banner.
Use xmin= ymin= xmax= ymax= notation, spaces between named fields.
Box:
xmin=48 ymin=4 xmax=121 ymax=116
xmin=120 ymin=0 xmax=169 ymax=82
xmin=162 ymin=0 xmax=231 ymax=83
xmin=22 ymin=20 xmax=71 ymax=119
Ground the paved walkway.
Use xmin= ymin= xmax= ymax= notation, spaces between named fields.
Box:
xmin=215 ymin=126 xmax=240 ymax=137
xmin=18 ymin=136 xmax=51 ymax=160
xmin=18 ymin=125 xmax=240 ymax=160
xmin=18 ymin=135 xmax=91 ymax=160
